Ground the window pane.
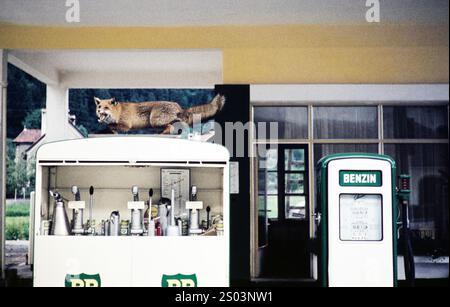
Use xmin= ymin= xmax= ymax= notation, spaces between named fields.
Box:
xmin=266 ymin=173 xmax=277 ymax=194
xmin=267 ymin=196 xmax=278 ymax=220
xmin=285 ymin=149 xmax=305 ymax=171
xmin=385 ymin=144 xmax=449 ymax=255
xmin=314 ymin=106 xmax=378 ymax=139
xmin=258 ymin=171 xmax=277 ymax=194
xmin=258 ymin=148 xmax=278 ymax=195
xmin=257 ymin=147 xmax=279 ymax=247
xmin=285 ymin=196 xmax=306 ymax=220
xmin=258 ymin=196 xmax=278 ymax=220
xmin=258 ymin=196 xmax=267 ymax=247
xmin=384 ymin=106 xmax=448 ymax=139
xmin=267 ymin=153 xmax=278 ymax=170
xmin=314 ymin=144 xmax=379 ymax=166
xmin=285 ymin=173 xmax=305 ymax=194
xmin=254 ymin=106 xmax=308 ymax=139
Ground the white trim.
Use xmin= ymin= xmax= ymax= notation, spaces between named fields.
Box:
xmin=7 ymin=53 xmax=59 ymax=85
xmin=60 ymin=71 xmax=221 ymax=89
xmin=68 ymin=123 xmax=85 ymax=139
xmin=0 ymin=50 xmax=7 ymax=83
xmin=36 ymin=137 xmax=230 ymax=163
xmin=250 ymin=84 xmax=450 ymax=103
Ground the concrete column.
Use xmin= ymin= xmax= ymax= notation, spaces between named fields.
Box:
xmin=0 ymin=49 xmax=8 ymax=279
xmin=46 ymin=85 xmax=69 ymax=142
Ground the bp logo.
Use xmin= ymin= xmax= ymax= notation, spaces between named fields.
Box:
xmin=65 ymin=274 xmax=101 ymax=287
xmin=161 ymin=274 xmax=197 ymax=287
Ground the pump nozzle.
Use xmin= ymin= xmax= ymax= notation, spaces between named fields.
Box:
xmin=191 ymin=186 xmax=198 ymax=201
xmin=170 ymin=189 xmax=176 ymax=226
xmin=132 ymin=186 xmax=139 ymax=201
xmin=71 ymin=186 xmax=81 ymax=201
xmin=165 ymin=189 xmax=180 ymax=236
xmin=88 ymin=186 xmax=94 ymax=235
xmin=49 ymin=190 xmax=62 ymax=202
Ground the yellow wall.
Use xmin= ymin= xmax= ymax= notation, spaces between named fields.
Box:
xmin=0 ymin=24 xmax=448 ymax=83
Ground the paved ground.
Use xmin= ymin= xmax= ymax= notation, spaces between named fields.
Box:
xmin=3 ymin=241 xmax=32 ymax=287
xmin=5 ymin=241 xmax=29 ymax=266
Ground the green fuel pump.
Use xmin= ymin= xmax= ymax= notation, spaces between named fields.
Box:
xmin=315 ymin=154 xmax=417 ymax=287
xmin=316 ymin=154 xmax=397 ymax=287
xmin=397 ymin=175 xmax=415 ymax=286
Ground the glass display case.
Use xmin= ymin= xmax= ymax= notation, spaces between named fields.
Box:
xmin=32 ymin=137 xmax=230 ymax=287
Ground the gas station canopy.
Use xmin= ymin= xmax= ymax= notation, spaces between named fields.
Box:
xmin=8 ymin=50 xmax=223 ymax=88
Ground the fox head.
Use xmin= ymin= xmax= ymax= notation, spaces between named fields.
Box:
xmin=94 ymin=97 xmax=120 ymax=124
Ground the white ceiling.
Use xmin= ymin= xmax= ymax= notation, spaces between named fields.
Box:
xmin=10 ymin=50 xmax=222 ymax=73
xmin=8 ymin=50 xmax=223 ymax=88
xmin=0 ymin=0 xmax=448 ymax=27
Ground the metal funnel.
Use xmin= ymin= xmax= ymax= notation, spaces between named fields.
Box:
xmin=50 ymin=191 xmax=71 ymax=236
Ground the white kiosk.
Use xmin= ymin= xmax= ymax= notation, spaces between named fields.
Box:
xmin=316 ymin=154 xmax=397 ymax=287
xmin=32 ymin=137 xmax=230 ymax=287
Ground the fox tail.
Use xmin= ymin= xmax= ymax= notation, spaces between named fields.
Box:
xmin=180 ymin=94 xmax=226 ymax=125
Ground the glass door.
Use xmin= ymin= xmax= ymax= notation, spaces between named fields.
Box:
xmin=256 ymin=144 xmax=310 ymax=279
xmin=281 ymin=147 xmax=308 ymax=221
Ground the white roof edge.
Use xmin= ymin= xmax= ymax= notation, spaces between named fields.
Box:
xmin=36 ymin=137 xmax=230 ymax=162
xmin=7 ymin=52 xmax=59 ymax=85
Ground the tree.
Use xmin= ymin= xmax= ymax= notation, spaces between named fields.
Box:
xmin=26 ymin=157 xmax=37 ymax=195
xmin=22 ymin=109 xmax=42 ymax=129
xmin=6 ymin=138 xmax=36 ymax=199
xmin=14 ymin=159 xmax=29 ymax=196
xmin=76 ymin=124 xmax=89 ymax=138
xmin=7 ymin=64 xmax=46 ymax=138
xmin=6 ymin=139 xmax=16 ymax=198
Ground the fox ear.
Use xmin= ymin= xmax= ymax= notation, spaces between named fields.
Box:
xmin=94 ymin=97 xmax=101 ymax=106
xmin=110 ymin=98 xmax=118 ymax=106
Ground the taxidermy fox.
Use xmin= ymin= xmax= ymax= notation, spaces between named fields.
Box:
xmin=95 ymin=94 xmax=226 ymax=134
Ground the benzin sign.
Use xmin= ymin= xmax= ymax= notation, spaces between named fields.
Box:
xmin=339 ymin=171 xmax=382 ymax=187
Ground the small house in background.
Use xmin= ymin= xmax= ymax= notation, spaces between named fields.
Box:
xmin=13 ymin=109 xmax=85 ymax=165
xmin=13 ymin=127 xmax=42 ymax=164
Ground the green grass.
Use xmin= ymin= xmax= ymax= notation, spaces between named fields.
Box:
xmin=5 ymin=201 xmax=30 ymax=240
xmin=6 ymin=216 xmax=29 ymax=241
xmin=6 ymin=200 xmax=30 ymax=217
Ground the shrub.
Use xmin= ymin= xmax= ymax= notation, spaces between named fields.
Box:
xmin=5 ymin=217 xmax=29 ymax=241
xmin=6 ymin=201 xmax=30 ymax=217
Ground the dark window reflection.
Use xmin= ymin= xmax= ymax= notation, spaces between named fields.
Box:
xmin=314 ymin=144 xmax=379 ymax=166
xmin=314 ymin=107 xmax=378 ymax=139
xmin=384 ymin=106 xmax=449 ymax=139
xmin=385 ymin=144 xmax=449 ymax=256
xmin=254 ymin=106 xmax=308 ymax=139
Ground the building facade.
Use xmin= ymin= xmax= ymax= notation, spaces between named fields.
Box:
xmin=0 ymin=0 xmax=448 ymax=285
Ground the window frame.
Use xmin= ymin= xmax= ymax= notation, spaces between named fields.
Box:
xmin=278 ymin=145 xmax=309 ymax=221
